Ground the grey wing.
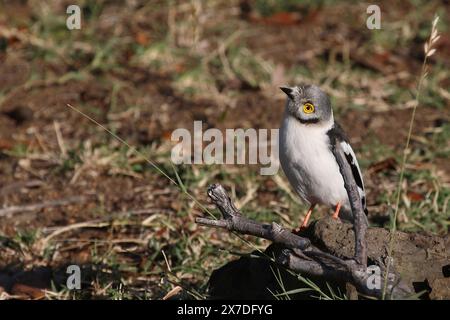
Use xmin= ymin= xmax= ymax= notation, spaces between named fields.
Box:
xmin=337 ymin=140 xmax=368 ymax=215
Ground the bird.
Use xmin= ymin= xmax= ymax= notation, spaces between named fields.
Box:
xmin=279 ymin=84 xmax=368 ymax=229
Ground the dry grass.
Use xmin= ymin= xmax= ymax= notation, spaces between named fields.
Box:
xmin=0 ymin=0 xmax=448 ymax=300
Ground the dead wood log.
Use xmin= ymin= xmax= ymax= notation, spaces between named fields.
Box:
xmin=196 ymin=184 xmax=449 ymax=299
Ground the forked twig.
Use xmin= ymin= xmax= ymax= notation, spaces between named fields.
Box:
xmin=196 ymin=184 xmax=411 ymax=299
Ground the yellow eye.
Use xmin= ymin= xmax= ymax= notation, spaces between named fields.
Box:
xmin=303 ymin=103 xmax=315 ymax=114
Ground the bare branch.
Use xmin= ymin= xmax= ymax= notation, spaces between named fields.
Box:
xmin=196 ymin=183 xmax=412 ymax=299
xmin=197 ymin=184 xmax=311 ymax=250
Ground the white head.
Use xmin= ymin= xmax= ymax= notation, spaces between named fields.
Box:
xmin=280 ymin=84 xmax=334 ymax=125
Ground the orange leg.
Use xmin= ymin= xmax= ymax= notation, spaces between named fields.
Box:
xmin=300 ymin=204 xmax=316 ymax=229
xmin=332 ymin=202 xmax=342 ymax=219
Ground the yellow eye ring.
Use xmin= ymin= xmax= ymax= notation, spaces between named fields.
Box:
xmin=303 ymin=103 xmax=315 ymax=114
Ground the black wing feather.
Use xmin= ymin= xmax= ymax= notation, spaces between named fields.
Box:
xmin=327 ymin=122 xmax=368 ymax=215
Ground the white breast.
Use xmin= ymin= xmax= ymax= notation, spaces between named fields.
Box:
xmin=279 ymin=115 xmax=350 ymax=211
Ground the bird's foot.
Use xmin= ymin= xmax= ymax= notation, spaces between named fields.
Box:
xmin=293 ymin=204 xmax=315 ymax=233
xmin=293 ymin=225 xmax=307 ymax=234
xmin=332 ymin=202 xmax=342 ymax=219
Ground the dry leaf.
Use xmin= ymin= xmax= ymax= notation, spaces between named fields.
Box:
xmin=407 ymin=191 xmax=425 ymax=202
xmin=11 ymin=283 xmax=45 ymax=299
xmin=135 ymin=32 xmax=150 ymax=46
xmin=162 ymin=286 xmax=182 ymax=300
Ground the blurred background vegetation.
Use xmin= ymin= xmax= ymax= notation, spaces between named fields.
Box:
xmin=0 ymin=0 xmax=448 ymax=299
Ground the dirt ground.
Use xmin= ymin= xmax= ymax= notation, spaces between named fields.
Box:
xmin=0 ymin=1 xmax=449 ymax=299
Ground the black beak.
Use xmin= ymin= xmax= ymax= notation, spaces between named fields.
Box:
xmin=280 ymin=86 xmax=294 ymax=100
